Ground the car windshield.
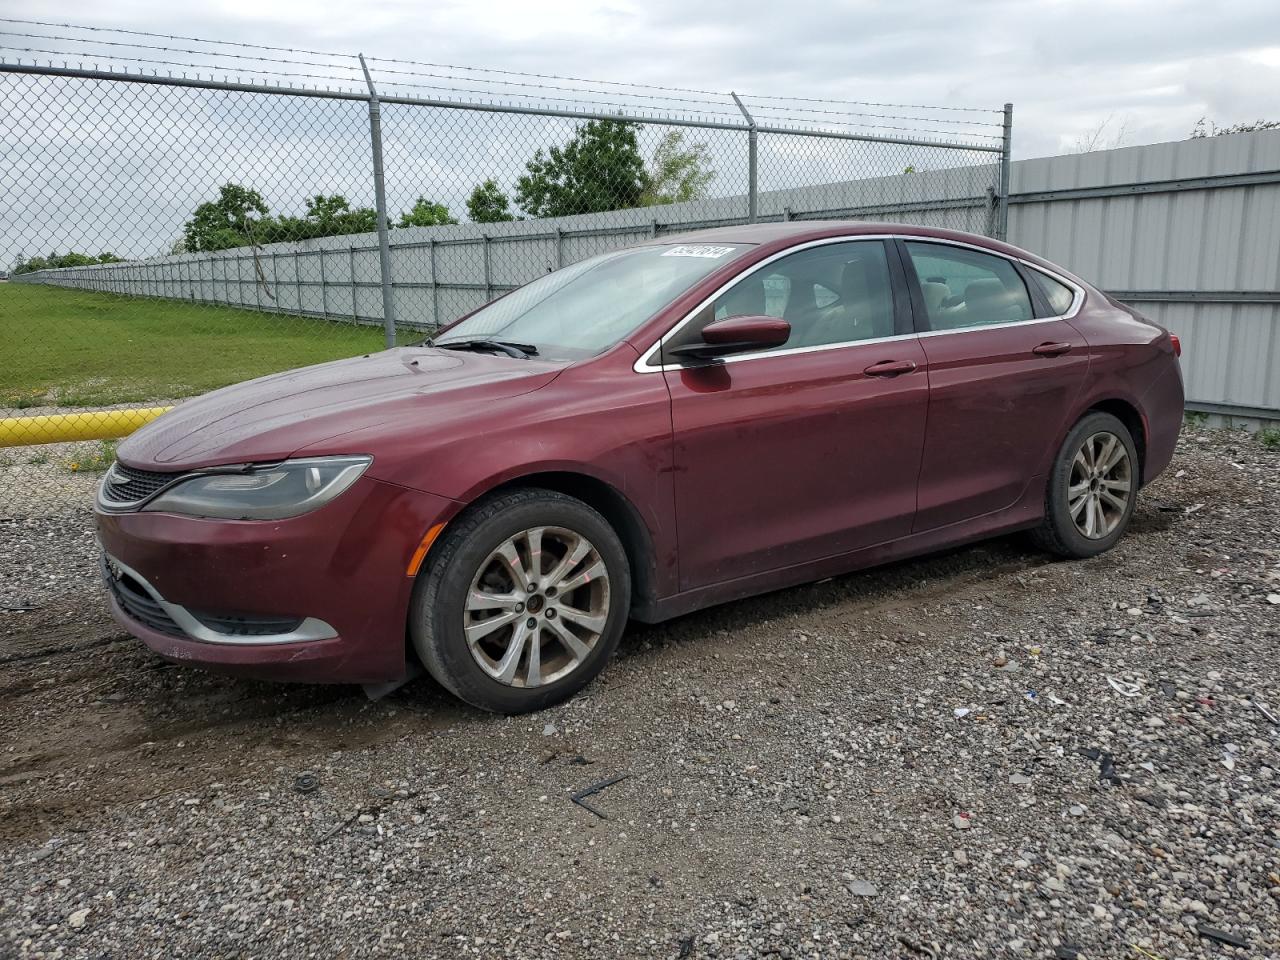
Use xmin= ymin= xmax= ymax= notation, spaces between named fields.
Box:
xmin=433 ymin=243 xmax=747 ymax=359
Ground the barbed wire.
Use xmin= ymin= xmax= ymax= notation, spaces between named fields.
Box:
xmin=0 ymin=30 xmax=361 ymax=71
xmin=364 ymin=54 xmax=1004 ymax=115
xmin=0 ymin=60 xmax=999 ymax=144
xmin=0 ymin=17 xmax=1004 ymax=116
xmin=0 ymin=17 xmax=352 ymax=58
xmin=373 ymin=70 xmax=1002 ymax=129
xmin=0 ymin=44 xmax=366 ymax=88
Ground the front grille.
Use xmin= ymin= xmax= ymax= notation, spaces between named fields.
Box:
xmin=101 ymin=555 xmax=185 ymax=638
xmin=101 ymin=462 xmax=178 ymax=505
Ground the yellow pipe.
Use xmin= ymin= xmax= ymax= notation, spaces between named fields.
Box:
xmin=0 ymin=407 xmax=173 ymax=448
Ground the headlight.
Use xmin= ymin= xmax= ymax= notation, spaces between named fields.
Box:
xmin=143 ymin=456 xmax=371 ymax=519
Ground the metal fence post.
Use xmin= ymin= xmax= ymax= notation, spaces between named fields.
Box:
xmin=997 ymin=102 xmax=1013 ymax=241
xmin=271 ymin=250 xmax=280 ymax=313
xmin=349 ymin=247 xmax=358 ymax=320
xmin=359 ymin=54 xmax=397 ymax=348
xmin=428 ymin=238 xmax=439 ymax=329
xmin=319 ymin=248 xmax=329 ymax=317
xmin=731 ymin=92 xmax=758 ymax=223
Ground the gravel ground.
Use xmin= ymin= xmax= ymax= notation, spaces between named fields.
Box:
xmin=0 ymin=451 xmax=104 ymax=527
xmin=1 ymin=426 xmax=1278 ymax=959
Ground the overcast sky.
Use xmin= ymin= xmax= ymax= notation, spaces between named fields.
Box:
xmin=12 ymin=0 xmax=1279 ymax=159
xmin=3 ymin=0 xmax=1278 ymax=261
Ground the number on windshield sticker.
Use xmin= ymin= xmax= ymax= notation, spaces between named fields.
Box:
xmin=661 ymin=245 xmax=735 ymax=259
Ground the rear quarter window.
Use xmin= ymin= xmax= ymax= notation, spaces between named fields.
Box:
xmin=1029 ymin=268 xmax=1077 ymax=315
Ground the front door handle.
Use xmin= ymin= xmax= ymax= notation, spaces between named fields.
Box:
xmin=1032 ymin=341 xmax=1073 ymax=357
xmin=863 ymin=359 xmax=918 ymax=377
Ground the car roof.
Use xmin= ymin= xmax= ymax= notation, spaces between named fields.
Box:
xmin=654 ymin=219 xmax=1004 ymax=245
xmin=649 ymin=220 xmax=1072 ymax=279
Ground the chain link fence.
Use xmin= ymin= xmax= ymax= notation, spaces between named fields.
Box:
xmin=0 ymin=22 xmax=1009 ymax=517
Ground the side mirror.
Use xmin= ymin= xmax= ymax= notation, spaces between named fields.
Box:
xmin=667 ymin=315 xmax=791 ymax=361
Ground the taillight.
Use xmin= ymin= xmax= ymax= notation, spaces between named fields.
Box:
xmin=1170 ymin=334 xmax=1181 ymax=357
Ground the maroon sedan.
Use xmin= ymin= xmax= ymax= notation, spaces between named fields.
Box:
xmin=96 ymin=222 xmax=1183 ymax=713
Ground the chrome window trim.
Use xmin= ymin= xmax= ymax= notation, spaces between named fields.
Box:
xmin=916 ymin=316 xmax=1061 ymax=337
xmin=103 ymin=552 xmax=337 ymax=645
xmin=632 ymin=234 xmax=1086 ymax=373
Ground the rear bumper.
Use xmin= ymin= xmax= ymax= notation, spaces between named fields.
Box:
xmin=95 ymin=477 xmax=460 ymax=684
xmin=1139 ymin=361 xmax=1185 ymax=485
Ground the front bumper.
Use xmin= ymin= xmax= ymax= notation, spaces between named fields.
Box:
xmin=95 ymin=476 xmax=459 ymax=684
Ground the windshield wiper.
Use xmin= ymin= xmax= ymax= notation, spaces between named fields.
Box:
xmin=432 ymin=338 xmax=538 ymax=359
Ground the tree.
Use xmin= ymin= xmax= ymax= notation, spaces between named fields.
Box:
xmin=467 ymin=179 xmax=515 ymax=223
xmin=516 ymin=119 xmax=648 ymax=218
xmin=182 ymin=183 xmax=269 ymax=252
xmin=640 ymin=131 xmax=715 ymax=206
xmin=12 ymin=251 xmax=122 ymax=275
xmin=398 ymin=197 xmax=457 ymax=228
xmin=1190 ymin=117 xmax=1280 ymax=138
xmin=304 ymin=194 xmax=376 ymax=235
xmin=1070 ymin=114 xmax=1131 ymax=153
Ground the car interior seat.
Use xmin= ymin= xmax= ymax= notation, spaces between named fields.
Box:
xmin=920 ymin=280 xmax=950 ymax=318
xmin=840 ymin=258 xmax=894 ymax=340
xmin=961 ymin=277 xmax=1029 ymax=326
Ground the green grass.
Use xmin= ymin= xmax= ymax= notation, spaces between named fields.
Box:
xmin=1259 ymin=427 xmax=1280 ymax=451
xmin=67 ymin=438 xmax=118 ymax=474
xmin=1 ymin=283 xmax=419 ymax=408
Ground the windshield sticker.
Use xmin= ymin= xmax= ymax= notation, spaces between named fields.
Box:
xmin=661 ymin=245 xmax=735 ymax=259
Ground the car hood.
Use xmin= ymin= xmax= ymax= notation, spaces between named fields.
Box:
xmin=118 ymin=347 xmax=564 ymax=470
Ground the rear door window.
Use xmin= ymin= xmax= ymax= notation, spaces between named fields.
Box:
xmin=904 ymin=242 xmax=1034 ymax=331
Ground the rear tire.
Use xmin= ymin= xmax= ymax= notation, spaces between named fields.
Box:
xmin=410 ymin=488 xmax=630 ymax=714
xmin=1032 ymin=411 xmax=1139 ymax=559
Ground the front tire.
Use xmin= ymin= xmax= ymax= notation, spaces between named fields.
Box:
xmin=1032 ymin=411 xmax=1139 ymax=559
xmin=410 ymin=488 xmax=630 ymax=714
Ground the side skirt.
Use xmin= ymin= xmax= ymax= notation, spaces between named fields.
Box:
xmin=632 ymin=477 xmax=1045 ymax=623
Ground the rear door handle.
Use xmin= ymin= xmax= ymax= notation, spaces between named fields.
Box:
xmin=863 ymin=359 xmax=918 ymax=377
xmin=1032 ymin=341 xmax=1073 ymax=357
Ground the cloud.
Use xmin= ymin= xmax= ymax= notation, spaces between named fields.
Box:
xmin=13 ymin=0 xmax=1278 ymax=157
xmin=3 ymin=0 xmax=1276 ymax=260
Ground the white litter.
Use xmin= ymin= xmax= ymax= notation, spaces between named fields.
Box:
xmin=1106 ymin=676 xmax=1142 ymax=698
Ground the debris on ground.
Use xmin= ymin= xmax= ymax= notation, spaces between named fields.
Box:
xmin=569 ymin=772 xmax=631 ymax=819
xmin=1 ymin=426 xmax=1277 ymax=957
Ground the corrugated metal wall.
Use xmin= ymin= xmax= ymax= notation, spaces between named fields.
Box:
xmin=21 ymin=129 xmax=1280 ymax=419
xmin=1007 ymin=130 xmax=1280 ymax=420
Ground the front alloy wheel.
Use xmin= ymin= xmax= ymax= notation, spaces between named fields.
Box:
xmin=464 ymin=526 xmax=611 ymax=688
xmin=410 ymin=488 xmax=630 ymax=714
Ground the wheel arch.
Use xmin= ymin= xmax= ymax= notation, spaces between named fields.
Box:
xmin=1085 ymin=397 xmax=1148 ymax=483
xmin=448 ymin=470 xmax=660 ymax=618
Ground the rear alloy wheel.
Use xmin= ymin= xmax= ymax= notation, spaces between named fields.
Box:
xmin=411 ymin=489 xmax=630 ymax=714
xmin=1033 ymin=411 xmax=1139 ymax=558
xmin=1067 ymin=431 xmax=1133 ymax=540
